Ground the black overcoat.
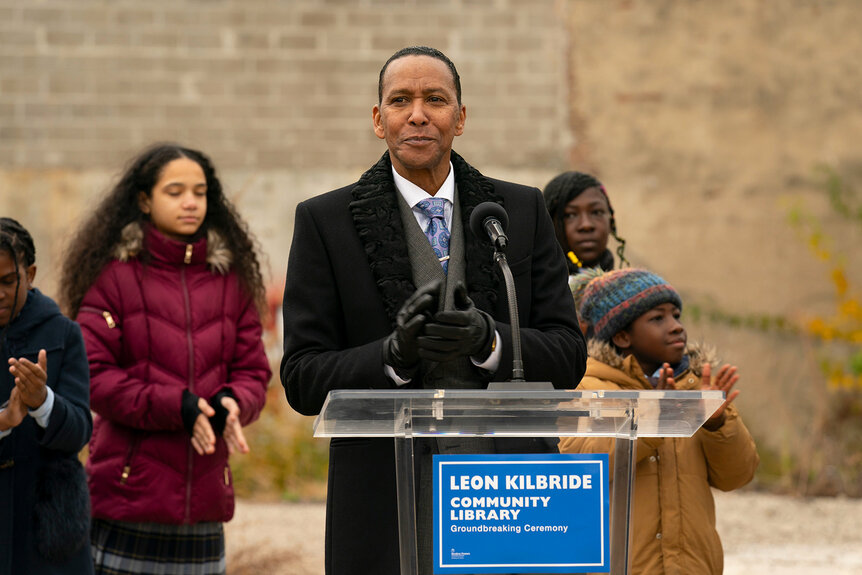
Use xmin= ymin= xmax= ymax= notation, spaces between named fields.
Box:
xmin=281 ymin=151 xmax=586 ymax=574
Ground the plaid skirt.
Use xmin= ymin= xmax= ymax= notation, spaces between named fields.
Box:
xmin=91 ymin=519 xmax=226 ymax=575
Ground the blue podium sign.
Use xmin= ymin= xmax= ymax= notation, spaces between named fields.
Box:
xmin=433 ymin=453 xmax=609 ymax=574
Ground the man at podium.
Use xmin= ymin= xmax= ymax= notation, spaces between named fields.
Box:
xmin=281 ymin=46 xmax=585 ymax=575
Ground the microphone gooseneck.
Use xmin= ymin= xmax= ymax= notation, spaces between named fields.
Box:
xmin=470 ymin=202 xmax=524 ymax=381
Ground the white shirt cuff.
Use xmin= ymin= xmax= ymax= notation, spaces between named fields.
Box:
xmin=28 ymin=386 xmax=54 ymax=429
xmin=471 ymin=330 xmax=501 ymax=372
xmin=384 ymin=364 xmax=412 ymax=386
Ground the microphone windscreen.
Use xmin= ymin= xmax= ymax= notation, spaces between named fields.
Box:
xmin=469 ymin=202 xmax=509 ymax=239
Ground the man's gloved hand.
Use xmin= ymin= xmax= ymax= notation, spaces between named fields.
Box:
xmin=418 ymin=282 xmax=495 ymax=363
xmin=382 ymin=279 xmax=443 ymax=373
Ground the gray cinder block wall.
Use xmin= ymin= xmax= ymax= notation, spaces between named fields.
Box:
xmin=0 ymin=0 xmax=569 ymax=291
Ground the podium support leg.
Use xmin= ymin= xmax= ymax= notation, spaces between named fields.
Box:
xmin=395 ymin=436 xmax=419 ymax=575
xmin=610 ymin=436 xmax=636 ymax=575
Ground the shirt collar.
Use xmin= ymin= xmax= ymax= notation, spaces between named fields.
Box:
xmin=391 ymin=162 xmax=455 ymax=208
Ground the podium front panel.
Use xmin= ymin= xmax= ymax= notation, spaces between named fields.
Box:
xmin=314 ymin=389 xmax=725 ymax=440
xmin=313 ymin=388 xmax=725 ymax=575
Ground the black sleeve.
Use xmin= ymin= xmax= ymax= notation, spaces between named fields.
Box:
xmin=39 ymin=322 xmax=93 ymax=453
xmin=280 ymin=200 xmax=397 ymax=416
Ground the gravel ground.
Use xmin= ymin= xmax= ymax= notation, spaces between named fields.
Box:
xmin=226 ymin=490 xmax=862 ymax=574
xmin=715 ymin=490 xmax=862 ymax=575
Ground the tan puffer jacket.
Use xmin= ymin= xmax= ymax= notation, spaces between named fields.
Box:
xmin=559 ymin=340 xmax=759 ymax=575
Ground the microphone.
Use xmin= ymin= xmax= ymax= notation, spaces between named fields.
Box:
xmin=469 ymin=202 xmax=509 ymax=252
xmin=470 ymin=202 xmax=552 ymax=390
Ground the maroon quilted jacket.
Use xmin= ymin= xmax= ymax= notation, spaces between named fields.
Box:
xmin=78 ymin=223 xmax=271 ymax=524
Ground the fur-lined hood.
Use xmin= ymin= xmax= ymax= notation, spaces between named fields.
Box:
xmin=112 ymin=221 xmax=232 ymax=275
xmin=585 ymin=338 xmax=720 ymax=390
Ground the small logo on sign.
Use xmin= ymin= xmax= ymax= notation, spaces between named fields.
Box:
xmin=450 ymin=549 xmax=471 ymax=560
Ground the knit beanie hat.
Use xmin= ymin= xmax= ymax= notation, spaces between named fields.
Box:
xmin=579 ymin=268 xmax=682 ymax=342
xmin=569 ymin=267 xmax=606 ymax=312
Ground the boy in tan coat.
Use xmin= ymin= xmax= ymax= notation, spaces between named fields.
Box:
xmin=559 ymin=268 xmax=759 ymax=575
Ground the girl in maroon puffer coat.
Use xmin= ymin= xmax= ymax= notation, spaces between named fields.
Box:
xmin=59 ymin=144 xmax=271 ymax=575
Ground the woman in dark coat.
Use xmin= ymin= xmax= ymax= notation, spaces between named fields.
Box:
xmin=0 ymin=217 xmax=94 ymax=575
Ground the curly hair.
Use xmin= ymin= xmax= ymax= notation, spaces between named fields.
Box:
xmin=59 ymin=143 xmax=266 ymax=317
xmin=542 ymin=171 xmax=628 ymax=269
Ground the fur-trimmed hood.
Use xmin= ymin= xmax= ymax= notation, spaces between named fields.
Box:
xmin=112 ymin=221 xmax=232 ymax=275
xmin=585 ymin=338 xmax=720 ymax=390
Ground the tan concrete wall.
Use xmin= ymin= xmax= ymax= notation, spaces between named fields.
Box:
xmin=565 ymin=0 xmax=862 ymax=477
xmin=566 ymin=0 xmax=862 ymax=313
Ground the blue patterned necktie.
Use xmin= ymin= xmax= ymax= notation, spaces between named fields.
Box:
xmin=416 ymin=198 xmax=450 ymax=274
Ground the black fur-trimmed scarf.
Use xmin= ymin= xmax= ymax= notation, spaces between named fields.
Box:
xmin=34 ymin=457 xmax=91 ymax=562
xmin=349 ymin=150 xmax=503 ymax=326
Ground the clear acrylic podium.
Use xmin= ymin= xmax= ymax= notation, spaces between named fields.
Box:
xmin=314 ymin=388 xmax=724 ymax=575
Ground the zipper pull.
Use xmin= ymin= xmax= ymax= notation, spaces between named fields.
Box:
xmin=184 ymin=244 xmax=193 ymax=264
xmin=120 ymin=465 xmax=131 ymax=484
xmin=102 ymin=311 xmax=116 ymax=329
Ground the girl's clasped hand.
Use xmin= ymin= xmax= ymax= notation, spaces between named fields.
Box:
xmin=191 ymin=395 xmax=249 ymax=456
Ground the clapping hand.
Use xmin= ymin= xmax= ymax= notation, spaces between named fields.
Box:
xmin=383 ymin=279 xmax=442 ymax=371
xmin=8 ymin=349 xmax=48 ymax=409
xmin=191 ymin=397 xmax=217 ymax=456
xmin=655 ymin=363 xmax=676 ymax=390
xmin=702 ymin=363 xmax=740 ymax=429
xmin=418 ymin=282 xmax=495 ymax=362
xmin=190 ymin=395 xmax=249 ymax=456
xmin=0 ymin=387 xmax=27 ymax=431
xmin=218 ymin=396 xmax=249 ymax=455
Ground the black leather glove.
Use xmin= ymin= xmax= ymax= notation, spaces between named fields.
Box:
xmin=418 ymin=282 xmax=495 ymax=363
xmin=382 ymin=279 xmax=443 ymax=373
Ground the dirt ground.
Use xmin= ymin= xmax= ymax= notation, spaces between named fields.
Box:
xmin=225 ymin=490 xmax=862 ymax=575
